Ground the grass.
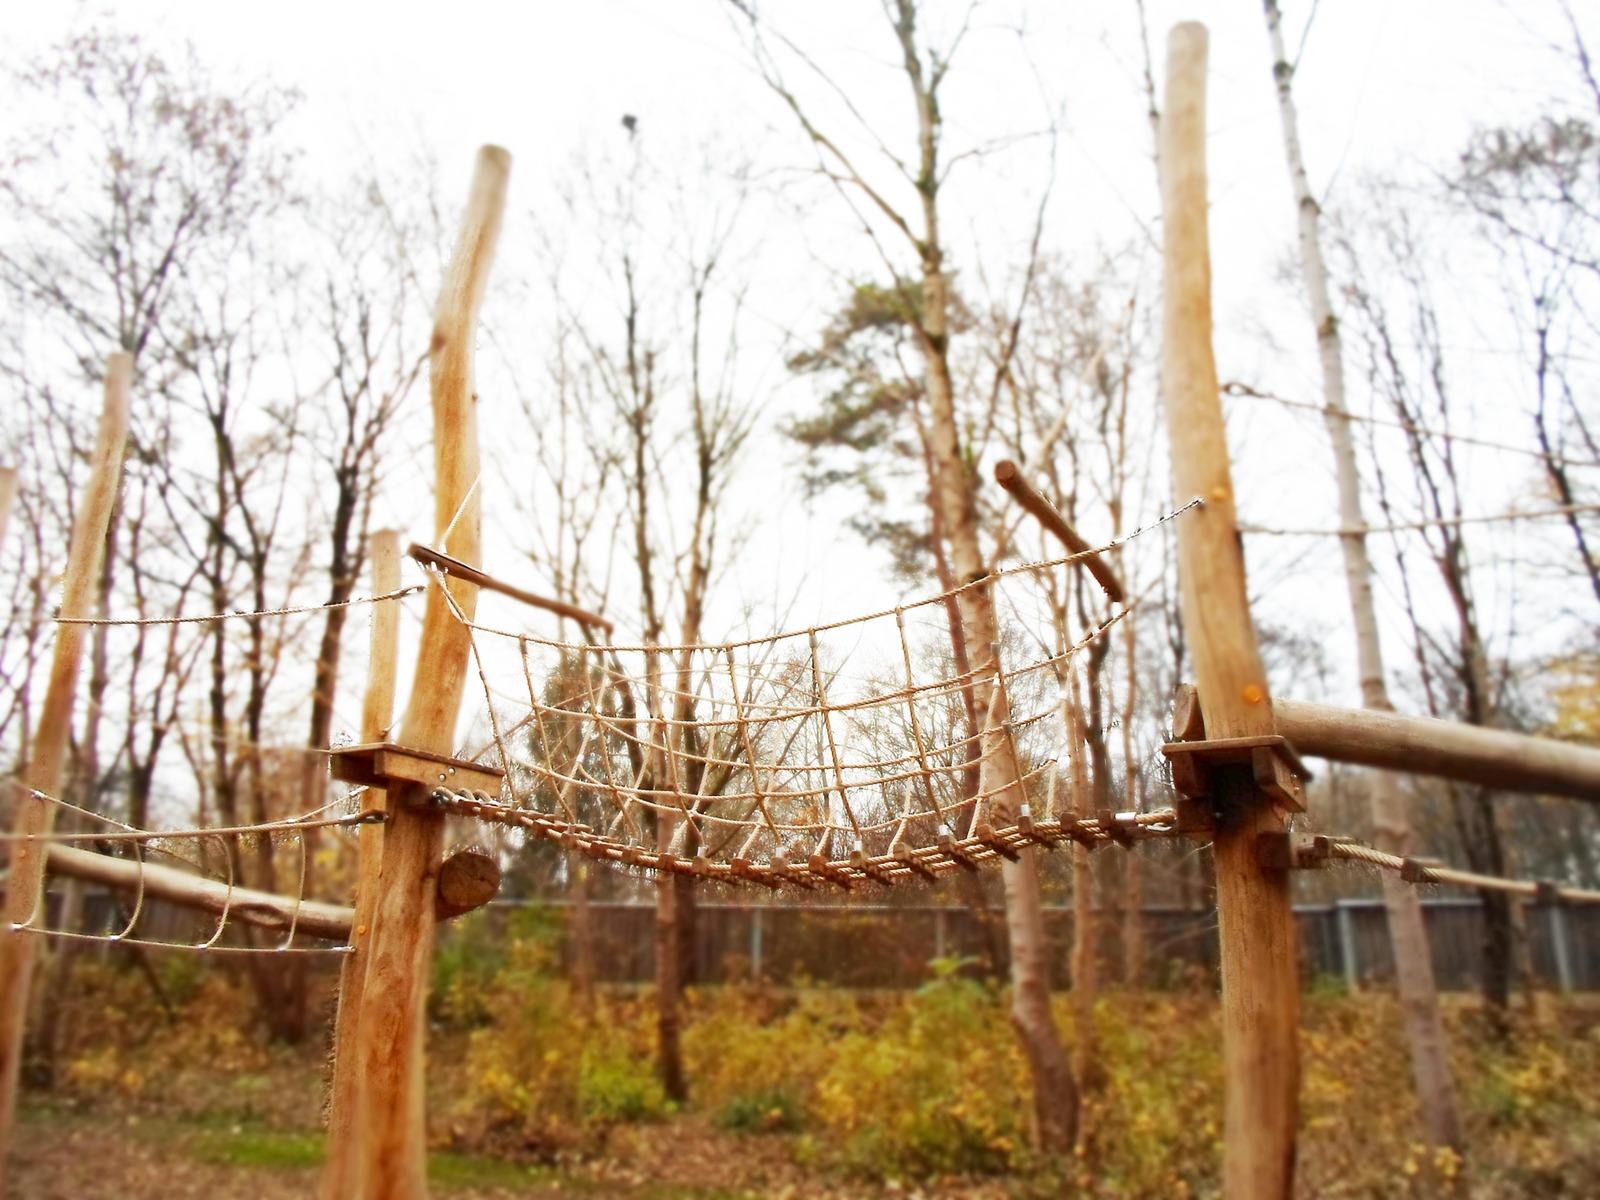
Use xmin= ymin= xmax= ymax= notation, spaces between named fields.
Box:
xmin=188 ymin=1127 xmax=324 ymax=1169
xmin=179 ymin=1123 xmax=583 ymax=1191
xmin=21 ymin=1104 xmax=774 ymax=1198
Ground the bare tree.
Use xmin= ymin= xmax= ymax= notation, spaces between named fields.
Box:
xmin=1261 ymin=0 xmax=1462 ymax=1158
xmin=1451 ymin=9 xmax=1600 ymax=611
xmin=516 ymin=136 xmax=762 ymax=1101
xmin=730 ymin=0 xmax=1079 ymax=1151
xmin=1337 ymin=204 xmax=1524 ymax=1034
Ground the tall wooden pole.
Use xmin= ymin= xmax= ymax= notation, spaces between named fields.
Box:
xmin=0 ymin=355 xmax=131 ymax=1198
xmin=0 ymin=467 xmax=16 ymax=553
xmin=350 ymin=146 xmax=508 ymax=1200
xmin=1159 ymin=24 xmax=1299 ymax=1198
xmin=321 ymin=528 xmax=402 ymax=1199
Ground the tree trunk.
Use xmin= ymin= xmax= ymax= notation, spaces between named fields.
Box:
xmin=568 ymin=854 xmax=595 ymax=1005
xmin=1262 ymin=0 xmax=1463 ymax=1158
xmin=1120 ymin=617 xmax=1145 ymax=989
xmin=905 ymin=7 xmax=1078 ymax=1142
xmin=1066 ymin=667 xmax=1101 ymax=1107
xmin=653 ymin=839 xmax=687 ymax=1103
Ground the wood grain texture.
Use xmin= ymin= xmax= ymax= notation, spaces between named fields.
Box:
xmin=0 ymin=355 xmax=131 ymax=1199
xmin=351 ymin=145 xmax=508 ymax=1200
xmin=1276 ymin=697 xmax=1600 ymax=801
xmin=1159 ymin=25 xmax=1298 ymax=1198
xmin=321 ymin=527 xmax=401 ymax=1199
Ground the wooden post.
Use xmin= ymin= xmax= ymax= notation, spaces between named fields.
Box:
xmin=0 ymin=355 xmax=131 ymax=1198
xmin=0 ymin=467 xmax=16 ymax=553
xmin=321 ymin=527 xmax=402 ymax=1199
xmin=350 ymin=146 xmax=508 ymax=1200
xmin=1159 ymin=24 xmax=1299 ymax=1198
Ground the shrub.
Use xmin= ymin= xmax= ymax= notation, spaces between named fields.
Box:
xmin=714 ymin=1089 xmax=802 ymax=1133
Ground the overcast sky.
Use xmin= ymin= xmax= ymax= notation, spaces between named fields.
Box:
xmin=7 ymin=0 xmax=1595 ymax=745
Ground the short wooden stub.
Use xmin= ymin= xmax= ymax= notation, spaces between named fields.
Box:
xmin=1255 ymin=832 xmax=1345 ymax=873
xmin=435 ymin=848 xmax=502 ymax=920
xmin=329 ymin=741 xmax=504 ymax=798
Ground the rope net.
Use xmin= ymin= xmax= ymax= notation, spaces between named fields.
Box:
xmin=6 ymin=783 xmax=375 ymax=954
xmin=427 ymin=503 xmax=1202 ymax=889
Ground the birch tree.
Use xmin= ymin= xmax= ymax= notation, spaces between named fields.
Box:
xmin=1261 ymin=0 xmax=1461 ymax=1157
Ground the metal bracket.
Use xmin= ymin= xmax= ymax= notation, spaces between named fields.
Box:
xmin=328 ymin=741 xmax=505 ymax=798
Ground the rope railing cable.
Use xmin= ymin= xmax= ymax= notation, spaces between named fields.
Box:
xmin=1324 ymin=838 xmax=1600 ymax=904
xmin=1238 ymin=502 xmax=1600 ymax=538
xmin=1222 ymin=381 xmax=1600 ymax=471
xmin=439 ymin=498 xmax=1201 ymax=656
xmin=51 ymin=584 xmax=425 ymax=627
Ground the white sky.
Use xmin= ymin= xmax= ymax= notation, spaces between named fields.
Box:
xmin=7 ymin=0 xmax=1595 ymax=751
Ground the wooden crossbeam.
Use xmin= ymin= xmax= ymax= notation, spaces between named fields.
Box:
xmin=408 ymin=543 xmax=613 ymax=632
xmin=1274 ymin=698 xmax=1600 ymax=802
xmin=328 ymin=741 xmax=504 ymax=797
xmin=47 ymin=844 xmax=352 ymax=940
xmin=993 ymin=460 xmax=1126 ymax=603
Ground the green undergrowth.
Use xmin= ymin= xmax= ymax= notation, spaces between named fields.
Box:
xmin=27 ymin=930 xmax=1600 ymax=1198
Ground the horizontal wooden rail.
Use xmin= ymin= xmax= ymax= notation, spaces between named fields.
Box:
xmin=409 ymin=543 xmax=613 ymax=632
xmin=46 ymin=845 xmax=354 ymax=940
xmin=1275 ymin=699 xmax=1600 ymax=802
xmin=41 ymin=843 xmax=504 ymax=942
xmin=993 ymin=460 xmax=1126 ymax=603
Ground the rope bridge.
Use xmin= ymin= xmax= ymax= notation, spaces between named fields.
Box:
xmin=9 ymin=487 xmax=1599 ymax=961
xmin=426 ymin=503 xmax=1198 ymax=889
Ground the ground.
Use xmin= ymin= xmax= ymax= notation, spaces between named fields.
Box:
xmin=14 ymin=957 xmax=1600 ymax=1199
xmin=11 ymin=1105 xmax=1040 ymax=1199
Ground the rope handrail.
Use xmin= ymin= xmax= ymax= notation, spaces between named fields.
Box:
xmin=1324 ymin=837 xmax=1600 ymax=905
xmin=1222 ymin=381 xmax=1600 ymax=471
xmin=1 ymin=793 xmax=384 ymax=843
xmin=51 ymin=584 xmax=424 ymax=627
xmin=1238 ymin=502 xmax=1600 ymax=538
xmin=443 ymin=498 xmax=1199 ymax=656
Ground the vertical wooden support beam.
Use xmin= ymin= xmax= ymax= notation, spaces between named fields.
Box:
xmin=351 ymin=146 xmax=509 ymax=1200
xmin=1159 ymin=24 xmax=1299 ymax=1198
xmin=320 ymin=528 xmax=402 ymax=1199
xmin=0 ymin=467 xmax=17 ymax=552
xmin=0 ymin=356 xmax=131 ymax=1198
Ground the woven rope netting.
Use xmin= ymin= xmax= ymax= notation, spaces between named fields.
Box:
xmin=432 ymin=505 xmax=1198 ymax=889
